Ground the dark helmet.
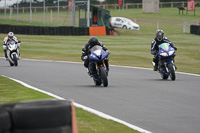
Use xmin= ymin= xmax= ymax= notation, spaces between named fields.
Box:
xmin=156 ymin=30 xmax=164 ymax=42
xmin=88 ymin=36 xmax=98 ymax=47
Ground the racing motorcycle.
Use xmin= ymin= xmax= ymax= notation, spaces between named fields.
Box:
xmin=156 ymin=43 xmax=176 ymax=81
xmin=5 ymin=41 xmax=20 ymax=66
xmin=88 ymin=45 xmax=109 ymax=87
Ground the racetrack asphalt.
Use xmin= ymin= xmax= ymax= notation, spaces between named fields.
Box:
xmin=0 ymin=58 xmax=200 ymax=133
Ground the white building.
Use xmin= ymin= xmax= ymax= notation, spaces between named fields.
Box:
xmin=0 ymin=0 xmax=23 ymax=8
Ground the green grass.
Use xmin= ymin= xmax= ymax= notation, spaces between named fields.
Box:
xmin=0 ymin=75 xmax=140 ymax=133
xmin=0 ymin=31 xmax=199 ymax=74
xmin=0 ymin=76 xmax=52 ymax=104
xmin=1 ymin=7 xmax=200 ymax=27
xmin=0 ymin=7 xmax=200 ymax=133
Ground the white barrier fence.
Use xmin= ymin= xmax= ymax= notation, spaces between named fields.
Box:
xmin=0 ymin=1 xmax=199 ymax=33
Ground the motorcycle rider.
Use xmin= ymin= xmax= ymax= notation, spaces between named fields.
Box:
xmin=81 ymin=36 xmax=110 ymax=77
xmin=3 ymin=32 xmax=21 ymax=60
xmin=151 ymin=29 xmax=177 ymax=71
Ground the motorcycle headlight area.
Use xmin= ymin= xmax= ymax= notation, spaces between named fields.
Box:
xmin=160 ymin=52 xmax=168 ymax=56
xmin=169 ymin=50 xmax=174 ymax=56
xmin=8 ymin=44 xmax=17 ymax=51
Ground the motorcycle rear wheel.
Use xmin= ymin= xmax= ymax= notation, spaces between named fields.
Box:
xmin=100 ymin=67 xmax=108 ymax=87
xmin=160 ymin=68 xmax=168 ymax=80
xmin=161 ymin=73 xmax=168 ymax=80
xmin=9 ymin=60 xmax=14 ymax=66
xmin=93 ymin=78 xmax=101 ymax=86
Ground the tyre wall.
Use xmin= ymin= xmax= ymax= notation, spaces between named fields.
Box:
xmin=0 ymin=99 xmax=78 ymax=133
xmin=0 ymin=24 xmax=113 ymax=36
xmin=190 ymin=25 xmax=200 ymax=35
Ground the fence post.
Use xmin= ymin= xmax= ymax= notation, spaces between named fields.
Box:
xmin=4 ymin=0 xmax=6 ymax=20
xmin=30 ymin=0 xmax=32 ymax=24
xmin=51 ymin=10 xmax=53 ymax=23
xmin=10 ymin=8 xmax=13 ymax=20
xmin=43 ymin=0 xmax=45 ymax=25
xmin=17 ymin=0 xmax=19 ymax=22
xmin=157 ymin=21 xmax=159 ymax=30
xmin=58 ymin=0 xmax=60 ymax=26
xmin=183 ymin=21 xmax=186 ymax=33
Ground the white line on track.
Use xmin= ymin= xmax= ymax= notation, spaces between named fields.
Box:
xmin=1 ymin=75 xmax=152 ymax=133
xmin=1 ymin=58 xmax=200 ymax=133
xmin=21 ymin=58 xmax=200 ymax=77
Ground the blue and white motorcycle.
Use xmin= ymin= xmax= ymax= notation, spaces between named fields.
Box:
xmin=158 ymin=43 xmax=176 ymax=81
xmin=6 ymin=41 xmax=20 ymax=66
xmin=89 ymin=45 xmax=109 ymax=87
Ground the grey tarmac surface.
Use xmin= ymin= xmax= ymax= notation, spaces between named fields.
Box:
xmin=0 ymin=58 xmax=200 ymax=133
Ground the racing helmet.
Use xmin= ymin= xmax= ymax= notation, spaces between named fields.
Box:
xmin=8 ymin=32 xmax=14 ymax=39
xmin=156 ymin=30 xmax=164 ymax=42
xmin=88 ymin=36 xmax=98 ymax=47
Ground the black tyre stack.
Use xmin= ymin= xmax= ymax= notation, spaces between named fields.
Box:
xmin=0 ymin=99 xmax=74 ymax=133
xmin=190 ymin=25 xmax=200 ymax=35
xmin=0 ymin=24 xmax=91 ymax=36
xmin=0 ymin=108 xmax=11 ymax=133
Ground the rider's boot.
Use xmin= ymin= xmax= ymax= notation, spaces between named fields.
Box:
xmin=154 ymin=65 xmax=158 ymax=71
xmin=87 ymin=69 xmax=92 ymax=77
xmin=174 ymin=65 xmax=177 ymax=70
xmin=152 ymin=61 xmax=158 ymax=71
xmin=4 ymin=50 xmax=8 ymax=61
xmin=106 ymin=67 xmax=109 ymax=76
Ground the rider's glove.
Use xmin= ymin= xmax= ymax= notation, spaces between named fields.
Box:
xmin=3 ymin=44 xmax=7 ymax=50
xmin=106 ymin=50 xmax=111 ymax=54
xmin=151 ymin=50 xmax=157 ymax=55
xmin=83 ymin=56 xmax=88 ymax=61
xmin=174 ymin=47 xmax=177 ymax=51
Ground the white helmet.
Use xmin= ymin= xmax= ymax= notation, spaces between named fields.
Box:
xmin=8 ymin=32 xmax=14 ymax=39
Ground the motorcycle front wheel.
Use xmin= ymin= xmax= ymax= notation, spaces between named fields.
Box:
xmin=100 ymin=67 xmax=108 ymax=87
xmin=168 ymin=63 xmax=176 ymax=81
xmin=13 ymin=54 xmax=18 ymax=66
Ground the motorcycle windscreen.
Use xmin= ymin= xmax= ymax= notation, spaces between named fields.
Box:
xmin=101 ymin=50 xmax=108 ymax=59
xmin=89 ymin=46 xmax=108 ymax=61
xmin=8 ymin=41 xmax=17 ymax=51
xmin=159 ymin=43 xmax=169 ymax=51
xmin=89 ymin=46 xmax=101 ymax=61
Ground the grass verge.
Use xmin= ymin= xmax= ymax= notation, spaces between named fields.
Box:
xmin=0 ymin=32 xmax=199 ymax=74
xmin=0 ymin=7 xmax=200 ymax=133
xmin=0 ymin=76 xmax=140 ymax=133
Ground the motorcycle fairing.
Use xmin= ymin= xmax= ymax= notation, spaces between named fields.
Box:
xmin=159 ymin=43 xmax=175 ymax=58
